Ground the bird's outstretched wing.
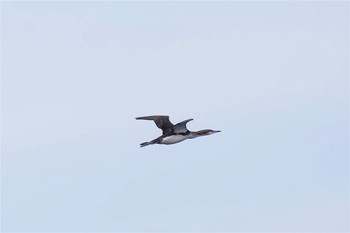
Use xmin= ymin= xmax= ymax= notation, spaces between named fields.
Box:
xmin=135 ymin=115 xmax=174 ymax=135
xmin=173 ymin=119 xmax=193 ymax=134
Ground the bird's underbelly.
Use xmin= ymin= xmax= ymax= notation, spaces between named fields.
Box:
xmin=160 ymin=135 xmax=189 ymax=144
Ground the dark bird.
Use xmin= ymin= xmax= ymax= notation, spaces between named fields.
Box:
xmin=135 ymin=115 xmax=220 ymax=147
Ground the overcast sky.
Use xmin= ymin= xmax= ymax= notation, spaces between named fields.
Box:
xmin=1 ymin=1 xmax=349 ymax=232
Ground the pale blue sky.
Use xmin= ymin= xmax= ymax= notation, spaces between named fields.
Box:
xmin=1 ymin=1 xmax=349 ymax=232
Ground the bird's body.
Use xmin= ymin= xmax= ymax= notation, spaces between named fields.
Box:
xmin=161 ymin=134 xmax=191 ymax=144
xmin=136 ymin=115 xmax=220 ymax=147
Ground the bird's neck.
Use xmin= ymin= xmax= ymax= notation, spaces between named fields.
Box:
xmin=188 ymin=131 xmax=206 ymax=138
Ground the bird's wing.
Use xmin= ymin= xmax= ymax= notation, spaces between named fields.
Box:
xmin=173 ymin=118 xmax=193 ymax=134
xmin=135 ymin=115 xmax=174 ymax=135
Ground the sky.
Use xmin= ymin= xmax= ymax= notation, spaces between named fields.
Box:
xmin=1 ymin=1 xmax=349 ymax=232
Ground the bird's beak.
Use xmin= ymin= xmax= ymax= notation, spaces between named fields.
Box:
xmin=214 ymin=130 xmax=221 ymax=133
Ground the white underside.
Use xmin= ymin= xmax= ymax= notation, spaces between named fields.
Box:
xmin=160 ymin=135 xmax=192 ymax=144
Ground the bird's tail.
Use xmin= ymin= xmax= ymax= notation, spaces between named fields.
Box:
xmin=140 ymin=137 xmax=161 ymax=147
xmin=140 ymin=141 xmax=151 ymax=147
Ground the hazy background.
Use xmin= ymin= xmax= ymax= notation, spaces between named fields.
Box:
xmin=1 ymin=1 xmax=348 ymax=232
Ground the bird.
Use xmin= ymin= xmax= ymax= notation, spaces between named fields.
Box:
xmin=135 ymin=115 xmax=220 ymax=147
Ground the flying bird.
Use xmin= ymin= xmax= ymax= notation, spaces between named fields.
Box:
xmin=135 ymin=115 xmax=220 ymax=147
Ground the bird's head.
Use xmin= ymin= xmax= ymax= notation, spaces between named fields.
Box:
xmin=195 ymin=129 xmax=221 ymax=136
